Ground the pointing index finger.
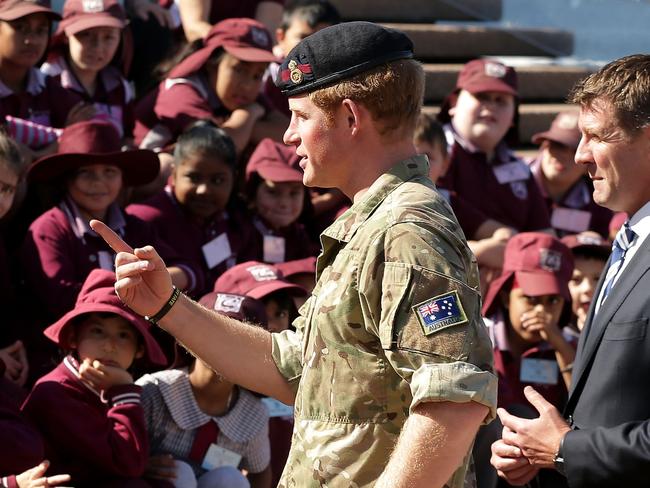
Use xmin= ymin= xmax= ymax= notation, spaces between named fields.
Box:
xmin=90 ymin=219 xmax=134 ymax=254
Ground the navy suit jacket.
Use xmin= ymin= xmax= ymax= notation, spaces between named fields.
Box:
xmin=556 ymin=233 xmax=650 ymax=487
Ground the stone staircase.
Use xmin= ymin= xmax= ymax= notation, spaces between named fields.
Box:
xmin=329 ymin=0 xmax=593 ymax=148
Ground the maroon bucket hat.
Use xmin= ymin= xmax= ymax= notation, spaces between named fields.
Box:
xmin=56 ymin=0 xmax=126 ymax=36
xmin=44 ymin=269 xmax=167 ymax=366
xmin=246 ymin=138 xmax=303 ymax=183
xmin=213 ymin=261 xmax=306 ymax=300
xmin=28 ymin=120 xmax=159 ymax=186
xmin=532 ymin=110 xmax=581 ymax=149
xmin=482 ymin=232 xmax=574 ymax=316
xmin=198 ymin=292 xmax=268 ymax=327
xmin=0 ymin=0 xmax=60 ymax=21
xmin=169 ymin=17 xmax=277 ymax=79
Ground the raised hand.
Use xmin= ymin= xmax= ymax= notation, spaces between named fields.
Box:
xmin=89 ymin=220 xmax=172 ymax=317
xmin=15 ymin=460 xmax=71 ymax=487
xmin=78 ymin=359 xmax=134 ymax=392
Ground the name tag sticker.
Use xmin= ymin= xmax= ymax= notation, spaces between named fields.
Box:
xmin=98 ymin=251 xmax=114 ymax=270
xmin=551 ymin=207 xmax=592 ymax=233
xmin=261 ymin=397 xmax=294 ymax=418
xmin=202 ymin=233 xmax=232 ymax=269
xmin=520 ymin=358 xmax=559 ymax=385
xmin=263 ymin=236 xmax=286 ymax=263
xmin=201 ymin=444 xmax=242 ymax=471
xmin=493 ymin=162 xmax=530 ymax=184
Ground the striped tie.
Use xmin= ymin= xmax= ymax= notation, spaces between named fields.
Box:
xmin=601 ymin=223 xmax=637 ymax=302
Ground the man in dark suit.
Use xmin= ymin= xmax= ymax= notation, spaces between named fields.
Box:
xmin=490 ymin=54 xmax=650 ymax=487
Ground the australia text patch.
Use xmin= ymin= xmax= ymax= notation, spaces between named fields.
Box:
xmin=413 ymin=290 xmax=468 ymax=336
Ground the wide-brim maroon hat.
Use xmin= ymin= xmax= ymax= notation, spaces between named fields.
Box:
xmin=532 ymin=110 xmax=581 ymax=149
xmin=56 ymin=0 xmax=126 ymax=36
xmin=0 ymin=0 xmax=60 ymax=21
xmin=276 ymin=256 xmax=317 ymax=279
xmin=44 ymin=269 xmax=167 ymax=366
xmin=246 ymin=138 xmax=303 ymax=183
xmin=28 ymin=120 xmax=159 ymax=186
xmin=482 ymin=232 xmax=574 ymax=317
xmin=169 ymin=18 xmax=277 ymax=79
xmin=213 ymin=261 xmax=306 ymax=300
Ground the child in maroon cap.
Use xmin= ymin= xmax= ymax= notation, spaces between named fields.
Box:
xmin=128 ymin=120 xmax=257 ymax=298
xmin=0 ymin=0 xmax=81 ymax=162
xmin=134 ymin=18 xmax=288 ymax=155
xmin=137 ymin=293 xmax=271 ymax=488
xmin=20 ymin=120 xmax=199 ymax=325
xmin=529 ymin=110 xmax=612 ymax=238
xmin=41 ymin=0 xmax=136 ymax=142
xmin=21 ymin=269 xmax=167 ymax=486
xmin=275 ymin=256 xmax=315 ymax=309
xmin=245 ymin=138 xmax=319 ymax=265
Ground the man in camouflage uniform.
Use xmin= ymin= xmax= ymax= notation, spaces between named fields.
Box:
xmin=93 ymin=21 xmax=497 ymax=488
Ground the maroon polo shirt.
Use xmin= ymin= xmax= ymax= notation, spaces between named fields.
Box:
xmin=127 ymin=188 xmax=258 ymax=296
xmin=438 ymin=132 xmax=551 ymax=234
xmin=20 ymin=198 xmax=198 ymax=321
xmin=529 ymin=157 xmax=613 ymax=238
xmin=41 ymin=57 xmax=135 ymax=138
xmin=0 ymin=69 xmax=78 ymax=128
xmin=21 ymin=356 xmax=149 ymax=483
xmin=246 ymin=215 xmax=320 ymax=265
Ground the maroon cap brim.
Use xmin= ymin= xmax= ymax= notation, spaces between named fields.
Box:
xmin=515 ymin=270 xmax=567 ymax=298
xmin=462 ymin=79 xmax=518 ymax=96
xmin=0 ymin=3 xmax=60 ymax=20
xmin=531 ymin=130 xmax=580 ymax=149
xmin=28 ymin=149 xmax=159 ymax=186
xmin=245 ymin=280 xmax=306 ymax=300
xmin=255 ymin=164 xmax=303 ymax=183
xmin=224 ymin=44 xmax=278 ymax=63
xmin=60 ymin=13 xmax=125 ymax=36
xmin=44 ymin=303 xmax=167 ymax=366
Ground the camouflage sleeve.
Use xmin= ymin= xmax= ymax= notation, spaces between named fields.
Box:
xmin=361 ymin=221 xmax=497 ymax=422
xmin=270 ymin=303 xmax=308 ymax=393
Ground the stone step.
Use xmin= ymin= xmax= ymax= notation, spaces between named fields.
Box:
xmin=329 ymin=0 xmax=502 ymax=22
xmin=423 ymin=103 xmax=577 ymax=146
xmin=385 ymin=23 xmax=574 ymax=59
xmin=423 ymin=63 xmax=594 ymax=103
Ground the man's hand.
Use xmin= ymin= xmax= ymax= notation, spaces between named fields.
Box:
xmin=78 ymin=359 xmax=134 ymax=391
xmin=497 ymin=386 xmax=571 ymax=468
xmin=89 ymin=220 xmax=172 ymax=317
xmin=0 ymin=340 xmax=29 ymax=386
xmin=15 ymin=460 xmax=71 ymax=487
xmin=145 ymin=454 xmax=177 ymax=480
xmin=490 ymin=439 xmax=539 ymax=486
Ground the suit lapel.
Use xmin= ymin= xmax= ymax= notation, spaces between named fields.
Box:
xmin=568 ymin=241 xmax=650 ymax=405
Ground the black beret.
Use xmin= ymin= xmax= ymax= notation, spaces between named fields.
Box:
xmin=275 ymin=21 xmax=414 ymax=96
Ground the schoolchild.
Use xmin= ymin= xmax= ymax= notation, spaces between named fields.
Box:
xmin=529 ymin=110 xmax=612 ymax=238
xmin=134 ymin=17 xmax=287 ymax=154
xmin=213 ymin=261 xmax=305 ymax=334
xmin=560 ymin=232 xmax=609 ymax=335
xmin=0 ymin=0 xmax=80 ymax=161
xmin=245 ymin=138 xmax=319 ymax=265
xmin=41 ymin=0 xmax=136 ymax=141
xmin=263 ymin=0 xmax=340 ymax=116
xmin=21 ymin=269 xmax=167 ymax=486
xmin=20 ymin=119 xmax=197 ymax=322
xmin=128 ymin=121 xmax=257 ymax=297
xmin=474 ymin=232 xmax=576 ymax=488
xmin=437 ymin=59 xmax=552 ymax=235
xmin=138 ymin=293 xmax=271 ymax=488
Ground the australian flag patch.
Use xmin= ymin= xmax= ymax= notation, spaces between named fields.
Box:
xmin=413 ymin=290 xmax=468 ymax=336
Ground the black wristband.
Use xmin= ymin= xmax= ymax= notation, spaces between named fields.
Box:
xmin=145 ymin=287 xmax=181 ymax=324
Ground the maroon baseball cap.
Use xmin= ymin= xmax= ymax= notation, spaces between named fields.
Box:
xmin=455 ymin=59 xmax=518 ymax=96
xmin=169 ymin=18 xmax=277 ymax=79
xmin=44 ymin=269 xmax=167 ymax=366
xmin=561 ymin=232 xmax=610 ymax=260
xmin=57 ymin=0 xmax=126 ymax=36
xmin=198 ymin=292 xmax=268 ymax=327
xmin=276 ymin=256 xmax=316 ymax=279
xmin=532 ymin=110 xmax=581 ymax=149
xmin=482 ymin=232 xmax=574 ymax=316
xmin=213 ymin=261 xmax=306 ymax=300
xmin=28 ymin=120 xmax=159 ymax=186
xmin=246 ymin=138 xmax=303 ymax=183
xmin=0 ymin=0 xmax=60 ymax=21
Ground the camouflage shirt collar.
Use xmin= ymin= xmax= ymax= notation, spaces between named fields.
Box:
xmin=322 ymin=155 xmax=429 ymax=243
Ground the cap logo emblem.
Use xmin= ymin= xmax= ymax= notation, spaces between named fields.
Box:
xmin=214 ymin=294 xmax=245 ymax=313
xmin=539 ymin=249 xmax=562 ymax=272
xmin=247 ymin=265 xmax=278 ymax=282
xmin=576 ymin=234 xmax=603 ymax=246
xmin=557 ymin=113 xmax=578 ymax=130
xmin=484 ymin=62 xmax=507 ymax=78
xmin=250 ymin=26 xmax=269 ymax=47
xmin=82 ymin=0 xmax=105 ymax=13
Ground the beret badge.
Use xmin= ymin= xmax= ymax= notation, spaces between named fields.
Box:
xmin=289 ymin=60 xmax=303 ymax=84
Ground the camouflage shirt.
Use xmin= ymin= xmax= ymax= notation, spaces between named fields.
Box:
xmin=271 ymin=156 xmax=497 ymax=487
